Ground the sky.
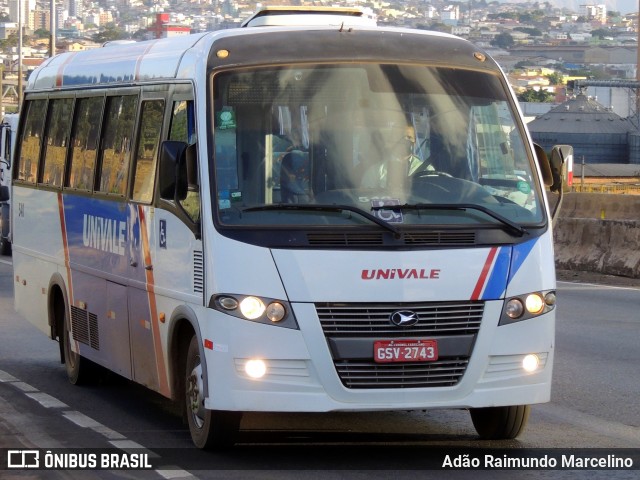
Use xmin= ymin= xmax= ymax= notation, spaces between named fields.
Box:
xmin=549 ymin=0 xmax=638 ymax=15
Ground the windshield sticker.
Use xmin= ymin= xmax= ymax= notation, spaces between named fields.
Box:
xmin=218 ymin=190 xmax=231 ymax=209
xmin=371 ymin=198 xmax=403 ymax=223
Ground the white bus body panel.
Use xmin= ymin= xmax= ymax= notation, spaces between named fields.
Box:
xmin=201 ymin=232 xmax=555 ymax=412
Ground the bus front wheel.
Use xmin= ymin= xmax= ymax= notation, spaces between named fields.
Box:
xmin=185 ymin=335 xmax=241 ymax=449
xmin=469 ymin=405 xmax=530 ymax=440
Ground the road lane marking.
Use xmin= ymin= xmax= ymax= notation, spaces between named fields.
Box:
xmin=0 ymin=368 xmax=196 ymax=478
xmin=557 ymin=280 xmax=640 ymax=292
xmin=25 ymin=392 xmax=69 ymax=409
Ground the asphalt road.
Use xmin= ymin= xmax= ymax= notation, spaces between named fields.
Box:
xmin=0 ymin=258 xmax=639 ymax=479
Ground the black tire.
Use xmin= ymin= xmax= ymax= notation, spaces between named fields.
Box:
xmin=185 ymin=335 xmax=241 ymax=449
xmin=62 ymin=306 xmax=90 ymax=385
xmin=0 ymin=236 xmax=10 ymax=256
xmin=470 ymin=405 xmax=530 ymax=440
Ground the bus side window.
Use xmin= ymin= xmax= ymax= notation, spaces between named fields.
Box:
xmin=68 ymin=97 xmax=104 ymax=191
xmin=132 ymin=100 xmax=165 ymax=203
xmin=169 ymin=100 xmax=199 ymax=222
xmin=41 ymin=98 xmax=73 ymax=187
xmin=18 ymin=99 xmax=47 ymax=183
xmin=98 ymin=95 xmax=138 ymax=195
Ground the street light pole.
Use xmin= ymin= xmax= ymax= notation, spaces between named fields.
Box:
xmin=17 ymin=0 xmax=23 ymax=107
xmin=50 ymin=0 xmax=56 ymax=58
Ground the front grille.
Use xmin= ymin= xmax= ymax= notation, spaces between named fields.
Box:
xmin=335 ymin=358 xmax=469 ymax=389
xmin=306 ymin=231 xmax=477 ymax=247
xmin=317 ymin=301 xmax=484 ymax=337
xmin=307 ymin=233 xmax=384 ymax=246
xmin=316 ymin=301 xmax=483 ymax=389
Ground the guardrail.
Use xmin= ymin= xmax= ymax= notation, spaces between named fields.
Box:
xmin=572 ymin=184 xmax=640 ymax=195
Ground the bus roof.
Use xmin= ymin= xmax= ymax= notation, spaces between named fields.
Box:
xmin=240 ymin=6 xmax=377 ymax=28
xmin=28 ymin=32 xmax=211 ymax=91
xmin=26 ymin=25 xmax=495 ymax=92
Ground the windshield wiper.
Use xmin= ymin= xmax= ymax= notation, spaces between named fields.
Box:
xmin=371 ymin=203 xmax=528 ymax=237
xmin=242 ymin=204 xmax=401 ymax=237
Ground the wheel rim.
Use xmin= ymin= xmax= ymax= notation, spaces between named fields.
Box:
xmin=187 ymin=361 xmax=206 ymax=429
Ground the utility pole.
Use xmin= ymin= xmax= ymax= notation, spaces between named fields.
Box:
xmin=17 ymin=0 xmax=23 ymax=108
xmin=50 ymin=0 xmax=56 ymax=58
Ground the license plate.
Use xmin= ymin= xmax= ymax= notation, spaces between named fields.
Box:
xmin=374 ymin=339 xmax=438 ymax=363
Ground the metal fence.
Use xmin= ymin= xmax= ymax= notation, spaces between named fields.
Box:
xmin=572 ymin=184 xmax=640 ymax=195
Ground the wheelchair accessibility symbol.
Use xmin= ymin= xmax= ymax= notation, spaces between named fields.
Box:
xmin=371 ymin=199 xmax=403 ymax=223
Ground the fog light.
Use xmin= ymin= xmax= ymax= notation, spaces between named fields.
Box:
xmin=522 ymin=354 xmax=540 ymax=373
xmin=245 ymin=359 xmax=267 ymax=379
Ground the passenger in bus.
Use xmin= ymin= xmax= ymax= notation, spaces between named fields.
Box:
xmin=280 ymin=148 xmax=311 ymax=203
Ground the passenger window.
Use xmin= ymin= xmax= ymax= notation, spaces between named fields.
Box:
xmin=18 ymin=99 xmax=47 ymax=183
xmin=169 ymin=100 xmax=200 ymax=222
xmin=69 ymin=97 xmax=104 ymax=191
xmin=99 ymin=95 xmax=138 ymax=195
xmin=42 ymin=98 xmax=73 ymax=187
xmin=132 ymin=100 xmax=164 ymax=203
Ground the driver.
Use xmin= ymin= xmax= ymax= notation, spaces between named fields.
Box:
xmin=361 ymin=126 xmax=434 ymax=189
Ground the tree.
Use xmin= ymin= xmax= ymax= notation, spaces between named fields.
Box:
xmin=92 ymin=26 xmax=128 ymax=44
xmin=517 ymin=89 xmax=554 ymax=103
xmin=34 ymin=29 xmax=50 ymax=39
xmin=491 ymin=32 xmax=514 ymax=49
xmin=546 ymin=72 xmax=563 ymax=85
xmin=514 ymin=27 xmax=542 ymax=37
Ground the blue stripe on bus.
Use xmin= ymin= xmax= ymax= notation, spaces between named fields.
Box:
xmin=508 ymin=237 xmax=539 ymax=285
xmin=481 ymin=247 xmax=511 ymax=300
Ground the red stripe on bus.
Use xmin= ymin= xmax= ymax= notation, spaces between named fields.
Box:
xmin=138 ymin=205 xmax=170 ymax=397
xmin=471 ymin=247 xmax=498 ymax=300
xmin=55 ymin=52 xmax=79 ymax=88
xmin=134 ymin=42 xmax=156 ymax=82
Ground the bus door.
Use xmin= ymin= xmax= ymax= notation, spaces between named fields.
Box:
xmin=126 ymin=90 xmax=201 ymax=396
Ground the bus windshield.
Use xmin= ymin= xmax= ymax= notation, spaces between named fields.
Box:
xmin=212 ymin=64 xmax=543 ymax=229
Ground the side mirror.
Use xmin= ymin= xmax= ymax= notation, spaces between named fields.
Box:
xmin=159 ymin=140 xmax=189 ymax=201
xmin=534 ymin=144 xmax=553 ymax=187
xmin=534 ymin=143 xmax=573 ymax=224
xmin=549 ymin=145 xmax=573 ymax=192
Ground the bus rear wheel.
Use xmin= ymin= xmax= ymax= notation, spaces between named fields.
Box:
xmin=469 ymin=405 xmax=530 ymax=440
xmin=62 ymin=307 xmax=90 ymax=385
xmin=185 ymin=335 xmax=241 ymax=449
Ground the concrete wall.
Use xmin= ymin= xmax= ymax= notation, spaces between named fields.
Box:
xmin=554 ymin=193 xmax=640 ymax=278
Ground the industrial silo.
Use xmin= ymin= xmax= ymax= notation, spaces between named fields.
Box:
xmin=527 ymin=94 xmax=633 ymax=164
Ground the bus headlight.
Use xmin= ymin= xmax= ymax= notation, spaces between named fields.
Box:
xmin=240 ymin=296 xmax=265 ymax=319
xmin=211 ymin=294 xmax=298 ymax=329
xmin=505 ymin=298 xmax=524 ymax=319
xmin=266 ymin=302 xmax=286 ymax=322
xmin=499 ymin=290 xmax=556 ymax=325
xmin=525 ymin=293 xmax=545 ymax=315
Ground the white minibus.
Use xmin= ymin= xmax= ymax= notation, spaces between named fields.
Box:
xmin=11 ymin=8 xmax=569 ymax=448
